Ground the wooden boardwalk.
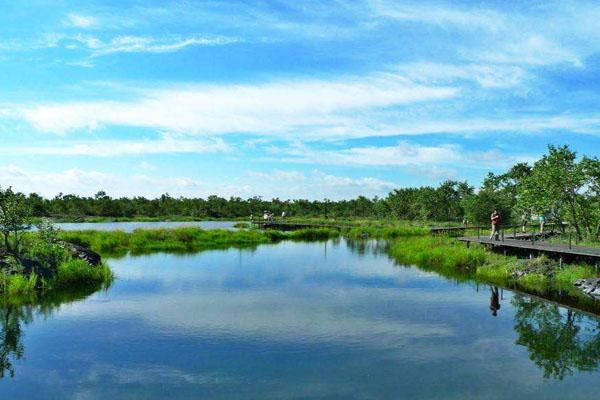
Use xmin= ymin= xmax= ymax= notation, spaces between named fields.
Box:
xmin=430 ymin=226 xmax=481 ymax=234
xmin=458 ymin=236 xmax=600 ymax=262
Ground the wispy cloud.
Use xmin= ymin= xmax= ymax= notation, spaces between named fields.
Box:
xmin=14 ymin=74 xmax=458 ymax=137
xmin=260 ymin=141 xmax=536 ymax=171
xmin=369 ymin=0 xmax=505 ymax=31
xmin=75 ymin=34 xmax=241 ymax=57
xmin=0 ymin=164 xmax=398 ymax=200
xmin=65 ymin=13 xmax=99 ymax=29
xmin=0 ymin=137 xmax=230 ymax=157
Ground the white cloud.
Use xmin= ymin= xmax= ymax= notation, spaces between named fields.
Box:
xmin=136 ymin=161 xmax=157 ymax=171
xmin=395 ymin=63 xmax=527 ymax=89
xmin=263 ymin=141 xmax=534 ymax=170
xmin=0 ymin=164 xmax=398 ymax=200
xmin=72 ymin=34 xmax=241 ymax=57
xmin=0 ymin=165 xmax=205 ymax=198
xmin=474 ymin=35 xmax=583 ymax=67
xmin=369 ymin=0 xmax=505 ymax=31
xmin=242 ymin=169 xmax=397 ymax=199
xmin=16 ymin=74 xmax=458 ymax=136
xmin=0 ymin=137 xmax=230 ymax=156
xmin=65 ymin=13 xmax=99 ymax=29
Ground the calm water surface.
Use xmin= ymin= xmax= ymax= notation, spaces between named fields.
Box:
xmin=1 ymin=239 xmax=600 ymax=399
xmin=54 ymin=220 xmax=237 ymax=231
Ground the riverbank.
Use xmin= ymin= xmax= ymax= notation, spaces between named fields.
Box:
xmin=388 ymin=236 xmax=597 ymax=307
xmin=1 ymin=255 xmax=113 ymax=304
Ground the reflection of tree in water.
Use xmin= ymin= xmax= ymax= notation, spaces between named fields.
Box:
xmin=0 ymin=304 xmax=32 ymax=378
xmin=0 ymin=282 xmax=109 ymax=379
xmin=512 ymin=294 xmax=600 ymax=380
xmin=346 ymin=239 xmax=388 ymax=256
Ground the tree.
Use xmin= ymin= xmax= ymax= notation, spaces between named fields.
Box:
xmin=0 ymin=187 xmax=32 ymax=263
xmin=519 ymin=145 xmax=588 ymax=239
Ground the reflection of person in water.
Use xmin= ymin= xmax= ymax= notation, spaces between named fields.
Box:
xmin=490 ymin=286 xmax=501 ymax=317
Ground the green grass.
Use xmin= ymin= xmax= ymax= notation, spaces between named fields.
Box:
xmin=0 ymin=258 xmax=113 ymax=305
xmin=388 ymin=236 xmax=596 ymax=297
xmin=55 ymin=259 xmax=114 ymax=289
xmin=60 ymin=228 xmax=273 ymax=257
xmin=59 ymin=227 xmax=347 ymax=258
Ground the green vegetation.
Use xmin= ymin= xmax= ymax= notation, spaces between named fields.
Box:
xmin=59 ymin=226 xmax=345 ymax=258
xmin=60 ymin=227 xmax=272 ymax=257
xmin=388 ymin=235 xmax=595 ymax=298
xmin=0 ymin=186 xmax=113 ymax=303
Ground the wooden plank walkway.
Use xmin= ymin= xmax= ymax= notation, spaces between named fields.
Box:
xmin=458 ymin=236 xmax=600 ymax=261
xmin=430 ymin=226 xmax=482 ymax=234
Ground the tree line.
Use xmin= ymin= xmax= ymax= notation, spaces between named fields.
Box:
xmin=3 ymin=144 xmax=600 ymax=240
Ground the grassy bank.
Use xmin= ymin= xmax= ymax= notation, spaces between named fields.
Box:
xmin=58 ymin=226 xmax=342 ymax=258
xmin=1 ymin=260 xmax=113 ymax=303
xmin=388 ymin=236 xmax=595 ymax=298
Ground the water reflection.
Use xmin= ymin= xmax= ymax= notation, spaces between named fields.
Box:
xmin=490 ymin=286 xmax=501 ymax=317
xmin=2 ymin=239 xmax=600 ymax=398
xmin=512 ymin=294 xmax=600 ymax=380
xmin=0 ymin=284 xmax=109 ymax=378
xmin=0 ymin=304 xmax=27 ymax=378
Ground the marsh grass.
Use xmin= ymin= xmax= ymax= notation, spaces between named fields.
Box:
xmin=60 ymin=227 xmax=345 ymax=258
xmin=55 ymin=260 xmax=114 ymax=289
xmin=388 ymin=236 xmax=596 ymax=296
xmin=345 ymin=225 xmax=429 ymax=240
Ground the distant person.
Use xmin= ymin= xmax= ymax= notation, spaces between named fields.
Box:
xmin=520 ymin=212 xmax=529 ymax=233
xmin=462 ymin=217 xmax=469 ymax=226
xmin=539 ymin=214 xmax=545 ymax=233
xmin=281 ymin=211 xmax=286 ymax=219
xmin=489 ymin=209 xmax=500 ymax=240
xmin=490 ymin=286 xmax=501 ymax=317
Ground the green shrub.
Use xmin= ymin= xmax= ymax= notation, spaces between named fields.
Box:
xmin=56 ymin=259 xmax=113 ymax=288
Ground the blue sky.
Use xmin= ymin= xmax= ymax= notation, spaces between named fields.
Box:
xmin=2 ymin=0 xmax=600 ymax=200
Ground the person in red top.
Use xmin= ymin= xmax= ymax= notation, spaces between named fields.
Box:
xmin=489 ymin=209 xmax=501 ymax=240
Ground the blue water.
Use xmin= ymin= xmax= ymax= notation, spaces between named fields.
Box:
xmin=1 ymin=239 xmax=600 ymax=399
xmin=53 ymin=220 xmax=238 ymax=232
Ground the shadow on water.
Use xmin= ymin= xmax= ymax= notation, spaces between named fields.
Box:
xmin=0 ymin=282 xmax=109 ymax=378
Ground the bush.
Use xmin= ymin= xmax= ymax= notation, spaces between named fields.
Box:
xmin=25 ymin=240 xmax=69 ymax=271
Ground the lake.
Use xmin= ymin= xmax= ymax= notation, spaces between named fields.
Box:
xmin=53 ymin=220 xmax=238 ymax=232
xmin=1 ymin=238 xmax=600 ymax=399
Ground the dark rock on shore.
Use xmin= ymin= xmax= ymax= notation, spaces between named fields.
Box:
xmin=60 ymin=241 xmax=102 ymax=266
xmin=574 ymin=278 xmax=600 ymax=299
xmin=22 ymin=258 xmax=56 ymax=280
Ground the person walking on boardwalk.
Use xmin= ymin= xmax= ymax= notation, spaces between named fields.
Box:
xmin=520 ymin=211 xmax=529 ymax=233
xmin=489 ymin=209 xmax=501 ymax=240
xmin=539 ymin=213 xmax=545 ymax=233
